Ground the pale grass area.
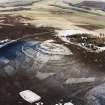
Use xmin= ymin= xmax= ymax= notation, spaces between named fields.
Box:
xmin=15 ymin=9 xmax=80 ymax=30
xmin=0 ymin=0 xmax=105 ymax=33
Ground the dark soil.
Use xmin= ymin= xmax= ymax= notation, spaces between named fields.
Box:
xmin=0 ymin=15 xmax=55 ymax=40
xmin=76 ymin=24 xmax=104 ymax=30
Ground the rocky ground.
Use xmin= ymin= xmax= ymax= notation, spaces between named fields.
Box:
xmin=0 ymin=0 xmax=105 ymax=105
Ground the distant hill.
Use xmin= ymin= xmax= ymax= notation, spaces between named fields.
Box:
xmin=0 ymin=0 xmax=40 ymax=7
xmin=74 ymin=1 xmax=105 ymax=11
xmin=63 ymin=0 xmax=105 ymax=11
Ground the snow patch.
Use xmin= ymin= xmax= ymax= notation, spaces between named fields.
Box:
xmin=19 ymin=90 xmax=41 ymax=103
